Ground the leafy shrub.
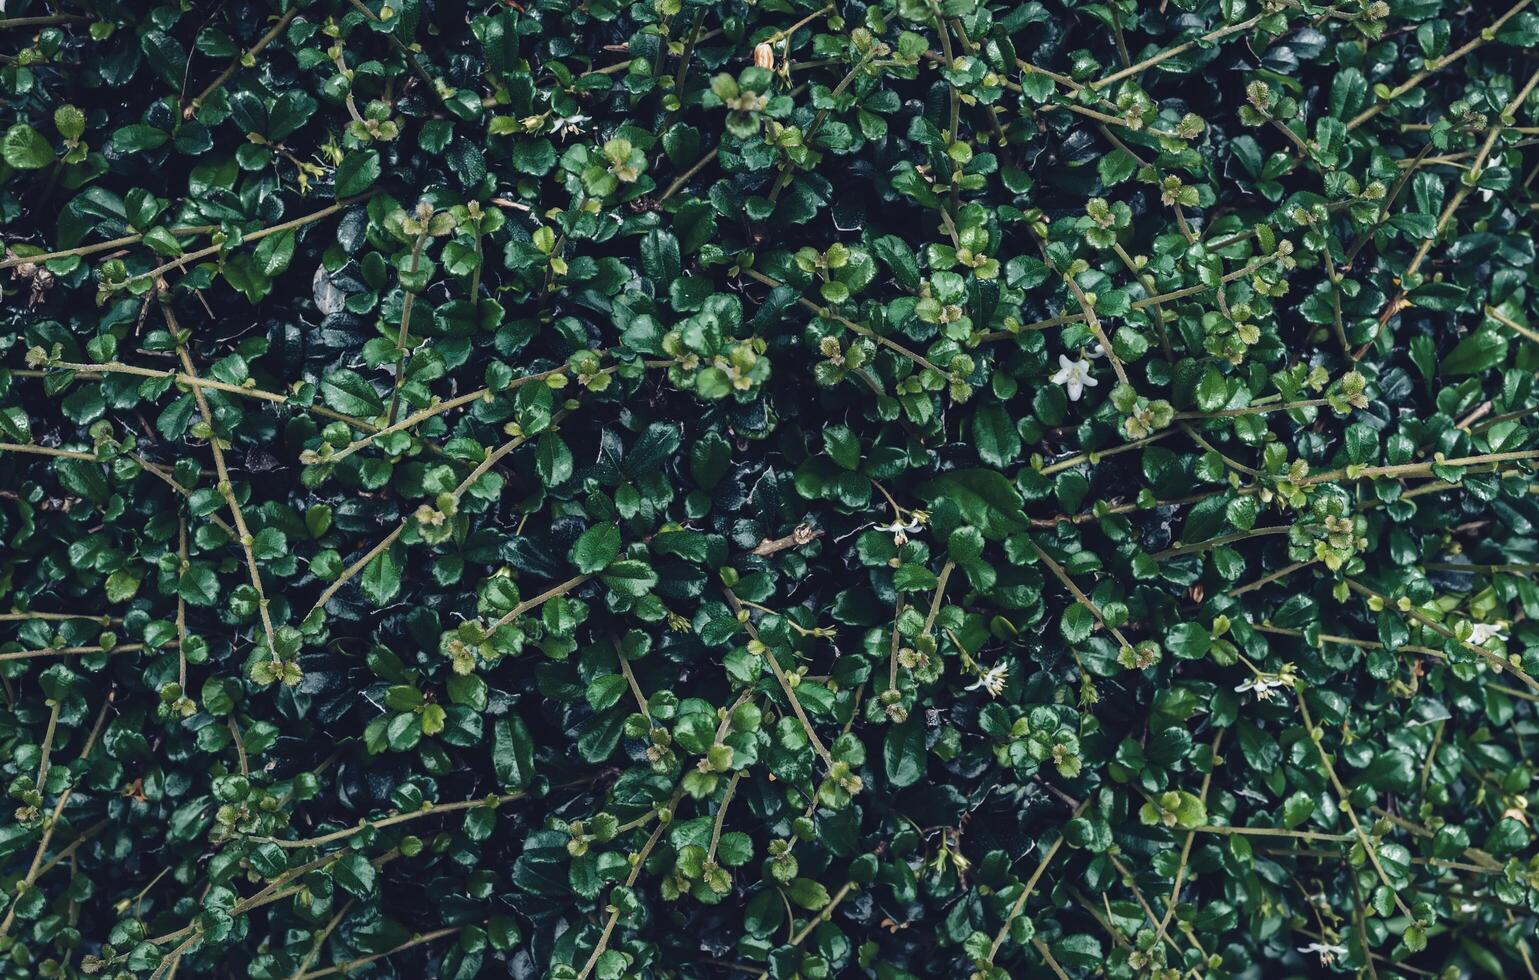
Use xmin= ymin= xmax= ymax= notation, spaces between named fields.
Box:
xmin=4 ymin=0 xmax=1539 ymax=977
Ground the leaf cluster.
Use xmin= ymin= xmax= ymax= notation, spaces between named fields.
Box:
xmin=4 ymin=0 xmax=1539 ymax=978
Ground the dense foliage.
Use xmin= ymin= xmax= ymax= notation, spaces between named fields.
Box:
xmin=4 ymin=0 xmax=1539 ymax=976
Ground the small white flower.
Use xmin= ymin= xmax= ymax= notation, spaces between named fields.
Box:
xmin=1235 ymin=662 xmax=1297 ymax=702
xmin=874 ymin=517 xmax=925 ymax=546
xmin=1050 ymin=354 xmax=1098 ymax=402
xmin=1467 ymin=622 xmax=1507 ymax=645
xmin=1235 ymin=673 xmax=1294 ymax=702
xmin=966 ymin=662 xmax=1009 ymax=698
xmin=1084 ymin=342 xmax=1106 ymax=359
xmin=1297 ymin=942 xmax=1346 ymax=965
xmin=1233 ymin=676 xmax=1274 ymax=700
xmin=551 ymin=113 xmax=590 ymax=138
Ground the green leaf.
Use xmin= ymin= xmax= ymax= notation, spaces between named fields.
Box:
xmin=570 ymin=523 xmax=621 ymax=573
xmin=107 ymin=124 xmax=168 ymax=154
xmin=333 ymin=853 xmax=377 ymax=899
xmin=1167 ymin=623 xmax=1211 ymax=660
xmin=0 ymin=407 xmax=32 ymax=443
xmin=482 ymin=12 xmax=521 ymax=77
xmin=221 ymin=253 xmax=272 ymax=302
xmin=1280 ymin=793 xmax=1317 ymax=830
xmin=1004 ymin=255 xmax=1050 ymax=291
xmin=822 ymin=426 xmax=861 ymax=470
xmin=918 ymin=469 xmax=1025 ymax=540
xmin=106 ymin=568 xmax=141 ymax=603
xmin=360 ymin=547 xmax=401 ymax=606
xmin=335 ymin=149 xmax=381 ymax=197
xmin=586 ymin=674 xmax=628 ymax=711
xmin=1328 ymin=67 xmax=1367 ymax=119
xmin=716 ymin=832 xmax=754 ymax=867
xmin=786 ymin=878 xmax=830 ymax=911
xmin=972 ymin=404 xmax=1021 ymax=466
xmin=54 ymin=105 xmax=86 ymax=142
xmin=536 ymin=432 xmax=573 ymax=485
xmin=872 ymin=235 xmax=920 ymax=291
xmin=179 ymin=566 xmax=220 ymax=606
xmin=1484 ymin=817 xmax=1530 ymax=856
xmin=1194 ymin=366 xmax=1228 ymax=413
xmin=493 ymin=714 xmax=536 ymax=788
xmin=1097 ymin=148 xmax=1137 ymax=187
xmin=601 ymin=560 xmax=657 ymax=597
xmin=1440 ymin=328 xmax=1507 ymax=376
xmin=690 ymin=432 xmax=731 ymax=489
xmin=641 ymin=229 xmax=682 ymax=284
xmin=1060 ymin=602 xmax=1095 ymax=643
xmin=883 ymin=722 xmax=925 ymax=788
xmin=1410 ymin=281 xmax=1467 ymax=312
xmin=3 ymin=125 xmax=54 ymax=169
xmin=320 ymin=369 xmax=385 ymax=416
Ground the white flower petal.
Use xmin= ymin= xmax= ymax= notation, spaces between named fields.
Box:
xmin=1467 ymin=623 xmax=1507 ymax=644
xmin=1050 ymin=356 xmax=1098 ymax=404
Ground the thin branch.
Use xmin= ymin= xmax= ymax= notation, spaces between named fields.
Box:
xmin=985 ymin=799 xmax=1091 ymax=964
xmin=162 ymin=298 xmax=277 ymax=652
xmin=293 ymin=925 xmax=464 ymax=979
xmin=1346 ymin=0 xmax=1533 ymax=131
xmin=255 ymin=792 xmax=523 ymax=850
xmin=184 ymin=9 xmax=300 ymax=117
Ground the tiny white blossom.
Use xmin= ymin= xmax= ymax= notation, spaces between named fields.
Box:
xmin=1467 ymin=622 xmax=1507 ymax=645
xmin=1050 ymin=354 xmax=1098 ymax=402
xmin=1297 ymin=942 xmax=1346 ymax=965
xmin=1235 ymin=673 xmax=1294 ymax=702
xmin=1234 ymin=676 xmax=1272 ymax=700
xmin=966 ymin=662 xmax=1009 ymax=698
xmin=874 ymin=516 xmax=925 ymax=546
xmin=551 ymin=113 xmax=590 ymax=138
